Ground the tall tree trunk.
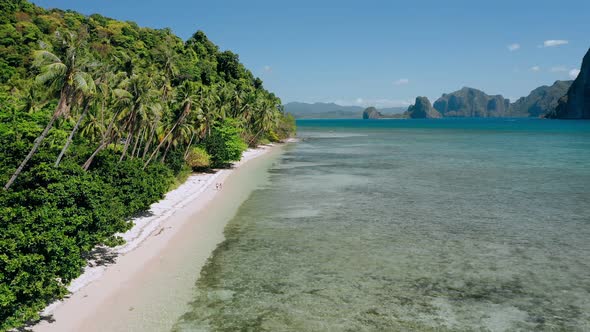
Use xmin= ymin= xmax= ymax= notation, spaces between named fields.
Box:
xmin=135 ymin=129 xmax=144 ymax=158
xmin=142 ymin=121 xmax=156 ymax=160
xmin=143 ymin=123 xmax=176 ymax=169
xmin=100 ymin=100 xmax=105 ymax=129
xmin=119 ymin=129 xmax=133 ymax=162
xmin=4 ymin=93 xmax=68 ymax=190
xmin=184 ymin=132 xmax=196 ymax=160
xmin=55 ymin=101 xmax=90 ymax=167
xmin=118 ymin=107 xmax=137 ymax=162
xmin=248 ymin=128 xmax=264 ymax=146
xmin=161 ymin=138 xmax=173 ymax=163
xmin=82 ymin=109 xmax=119 ymax=171
xmin=143 ymin=102 xmax=190 ymax=169
xmin=131 ymin=127 xmax=143 ymax=159
xmin=82 ymin=141 xmax=107 ymax=171
xmin=113 ymin=134 xmax=119 ymax=151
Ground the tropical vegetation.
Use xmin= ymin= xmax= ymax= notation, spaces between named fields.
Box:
xmin=0 ymin=0 xmax=295 ymax=329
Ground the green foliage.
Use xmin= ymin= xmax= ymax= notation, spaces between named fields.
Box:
xmin=0 ymin=59 xmax=15 ymax=83
xmin=216 ymin=50 xmax=241 ymax=81
xmin=88 ymin=154 xmax=173 ymax=215
xmin=0 ymin=162 xmax=121 ymax=329
xmin=186 ymin=146 xmax=211 ymax=170
xmin=275 ymin=113 xmax=296 ymax=140
xmin=205 ymin=119 xmax=247 ymax=167
xmin=0 ymin=148 xmax=174 ymax=329
xmin=163 ymin=148 xmax=188 ymax=175
xmin=266 ymin=130 xmax=280 ymax=142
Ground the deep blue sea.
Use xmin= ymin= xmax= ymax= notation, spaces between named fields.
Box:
xmin=175 ymin=118 xmax=590 ymax=331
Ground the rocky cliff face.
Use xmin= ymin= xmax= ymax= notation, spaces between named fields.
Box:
xmin=362 ymin=107 xmax=383 ymax=119
xmin=405 ymin=97 xmax=442 ymax=118
xmin=511 ymin=80 xmax=572 ymax=117
xmin=545 ymin=48 xmax=590 ymax=119
xmin=433 ymin=87 xmax=510 ymax=117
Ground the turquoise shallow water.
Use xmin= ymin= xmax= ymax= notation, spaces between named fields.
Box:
xmin=174 ymin=119 xmax=590 ymax=331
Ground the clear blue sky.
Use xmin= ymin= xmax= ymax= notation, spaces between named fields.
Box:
xmin=32 ymin=0 xmax=590 ymax=107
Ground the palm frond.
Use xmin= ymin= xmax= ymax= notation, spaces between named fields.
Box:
xmin=73 ymin=72 xmax=96 ymax=95
xmin=33 ymin=50 xmax=62 ymax=67
xmin=112 ymin=88 xmax=132 ymax=99
xmin=35 ymin=63 xmax=67 ymax=85
xmin=72 ymin=72 xmax=89 ymax=94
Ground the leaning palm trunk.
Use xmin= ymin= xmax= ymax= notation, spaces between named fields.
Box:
xmin=82 ymin=141 xmax=108 ymax=171
xmin=161 ymin=139 xmax=173 ymax=162
xmin=119 ymin=129 xmax=133 ymax=162
xmin=131 ymin=127 xmax=143 ymax=159
xmin=248 ymin=127 xmax=265 ymax=146
xmin=143 ymin=121 xmax=179 ymax=169
xmin=55 ymin=101 xmax=91 ymax=167
xmin=142 ymin=122 xmax=156 ymax=160
xmin=82 ymin=109 xmax=120 ymax=171
xmin=134 ymin=130 xmax=145 ymax=158
xmin=118 ymin=107 xmax=138 ymax=162
xmin=4 ymin=92 xmax=69 ymax=190
xmin=184 ymin=132 xmax=196 ymax=160
xmin=143 ymin=102 xmax=190 ymax=169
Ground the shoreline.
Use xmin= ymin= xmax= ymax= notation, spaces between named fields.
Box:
xmin=33 ymin=141 xmax=291 ymax=331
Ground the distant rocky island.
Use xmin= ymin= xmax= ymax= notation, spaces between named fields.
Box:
xmin=433 ymin=87 xmax=511 ymax=117
xmin=405 ymin=97 xmax=441 ymax=118
xmin=362 ymin=78 xmax=580 ymax=120
xmin=512 ymin=80 xmax=572 ymax=117
xmin=287 ymin=48 xmax=588 ymax=120
xmin=362 ymin=107 xmax=382 ymax=119
xmin=545 ymin=48 xmax=590 ymax=119
xmin=283 ymin=102 xmax=405 ymax=119
xmin=384 ymin=48 xmax=589 ymax=120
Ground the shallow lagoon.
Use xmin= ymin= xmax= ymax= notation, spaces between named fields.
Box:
xmin=174 ymin=119 xmax=590 ymax=331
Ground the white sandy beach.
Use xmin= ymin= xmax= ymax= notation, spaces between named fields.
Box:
xmin=33 ymin=143 xmax=286 ymax=332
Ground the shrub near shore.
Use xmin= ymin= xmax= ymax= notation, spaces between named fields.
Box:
xmin=186 ymin=147 xmax=211 ymax=170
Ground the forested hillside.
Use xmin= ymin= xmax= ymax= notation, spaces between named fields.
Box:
xmin=0 ymin=0 xmax=295 ymax=329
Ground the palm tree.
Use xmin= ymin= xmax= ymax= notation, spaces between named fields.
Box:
xmin=214 ymin=84 xmax=232 ymax=120
xmin=143 ymin=81 xmax=198 ymax=168
xmin=229 ymin=89 xmax=244 ymax=118
xmin=183 ymin=128 xmax=197 ymax=160
xmin=94 ymin=70 xmax=128 ymax=131
xmin=153 ymin=36 xmax=179 ymax=102
xmin=176 ymin=121 xmax=195 ymax=152
xmin=117 ymin=74 xmax=157 ymax=162
xmin=161 ymin=120 xmax=194 ymax=162
xmin=249 ymin=98 xmax=280 ymax=145
xmin=4 ymin=31 xmax=94 ymax=190
xmin=141 ymin=103 xmax=163 ymax=159
xmin=197 ymin=87 xmax=220 ymax=139
xmin=82 ymin=79 xmax=132 ymax=170
xmin=237 ymin=91 xmax=257 ymax=122
xmin=19 ymin=84 xmax=47 ymax=114
xmin=80 ymin=102 xmax=105 ymax=142
xmin=54 ymin=95 xmax=95 ymax=167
